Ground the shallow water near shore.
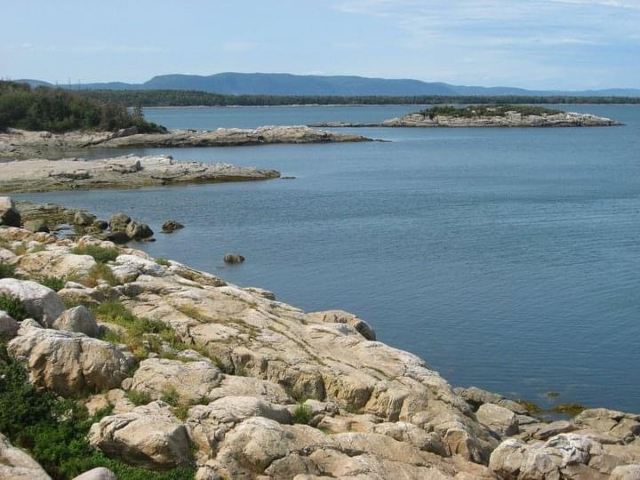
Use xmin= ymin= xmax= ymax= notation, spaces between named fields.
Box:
xmin=18 ymin=104 xmax=640 ymax=412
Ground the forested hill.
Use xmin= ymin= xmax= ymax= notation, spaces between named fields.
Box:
xmin=16 ymin=72 xmax=640 ymax=97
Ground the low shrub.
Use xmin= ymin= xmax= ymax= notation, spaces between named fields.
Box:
xmin=0 ymin=340 xmax=194 ymax=479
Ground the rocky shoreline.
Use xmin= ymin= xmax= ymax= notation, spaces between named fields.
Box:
xmin=311 ymin=110 xmax=623 ymax=128
xmin=0 ymin=154 xmax=280 ymax=194
xmin=0 ymin=126 xmax=373 ymax=159
xmin=1 ymin=198 xmax=639 ymax=479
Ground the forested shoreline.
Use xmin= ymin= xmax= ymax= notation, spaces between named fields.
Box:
xmin=0 ymin=81 xmax=165 ymax=133
xmin=79 ymin=89 xmax=640 ymax=107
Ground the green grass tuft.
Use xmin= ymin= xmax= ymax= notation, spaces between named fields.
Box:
xmin=126 ymin=390 xmax=152 ymax=406
xmin=0 ymin=294 xmax=28 ymax=321
xmin=40 ymin=276 xmax=66 ymax=292
xmin=161 ymin=387 xmax=180 ymax=407
xmin=0 ymin=262 xmax=17 ymax=279
xmin=71 ymin=245 xmax=119 ymax=264
xmin=292 ymin=401 xmax=314 ymax=425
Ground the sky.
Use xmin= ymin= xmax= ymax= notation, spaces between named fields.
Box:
xmin=1 ymin=0 xmax=639 ymax=90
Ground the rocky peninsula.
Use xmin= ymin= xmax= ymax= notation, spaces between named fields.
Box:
xmin=0 ymin=155 xmax=280 ymax=193
xmin=0 ymin=126 xmax=373 ymax=159
xmin=311 ymin=105 xmax=623 ymax=128
xmin=1 ymin=198 xmax=639 ymax=479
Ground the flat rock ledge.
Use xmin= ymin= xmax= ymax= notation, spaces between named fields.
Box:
xmin=0 ymin=126 xmax=372 ymax=158
xmin=0 ymin=155 xmax=280 ymax=193
xmin=311 ymin=111 xmax=622 ymax=128
xmin=1 ymin=224 xmax=639 ymax=479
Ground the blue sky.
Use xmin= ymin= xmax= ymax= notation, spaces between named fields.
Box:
xmin=1 ymin=0 xmax=639 ymax=90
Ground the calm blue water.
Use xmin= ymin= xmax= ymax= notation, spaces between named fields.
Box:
xmin=18 ymin=105 xmax=640 ymax=412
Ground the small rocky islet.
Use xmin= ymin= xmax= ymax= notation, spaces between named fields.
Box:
xmin=1 ymin=198 xmax=640 ymax=479
xmin=311 ymin=104 xmax=623 ymax=128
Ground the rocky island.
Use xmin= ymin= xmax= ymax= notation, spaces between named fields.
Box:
xmin=0 ymin=126 xmax=373 ymax=159
xmin=311 ymin=105 xmax=623 ymax=128
xmin=1 ymin=198 xmax=639 ymax=480
xmin=0 ymin=155 xmax=280 ymax=193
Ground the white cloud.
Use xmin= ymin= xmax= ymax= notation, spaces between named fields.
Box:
xmin=332 ymin=0 xmax=640 ymax=88
xmin=334 ymin=0 xmax=640 ymax=47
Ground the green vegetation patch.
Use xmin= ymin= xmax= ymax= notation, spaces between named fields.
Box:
xmin=292 ymin=401 xmax=314 ymax=425
xmin=126 ymin=389 xmax=152 ymax=406
xmin=0 ymin=80 xmax=166 ymax=133
xmin=0 ymin=294 xmax=28 ymax=321
xmin=94 ymin=301 xmax=192 ymax=361
xmin=0 ymin=340 xmax=195 ymax=479
xmin=0 ymin=262 xmax=17 ymax=279
xmin=71 ymin=245 xmax=119 ymax=264
xmin=419 ymin=104 xmax=562 ymax=118
xmin=40 ymin=276 xmax=66 ymax=292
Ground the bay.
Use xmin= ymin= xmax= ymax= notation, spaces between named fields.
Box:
xmin=18 ymin=104 xmax=640 ymax=412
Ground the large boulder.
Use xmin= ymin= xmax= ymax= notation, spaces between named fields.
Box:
xmin=52 ymin=306 xmax=100 ymax=337
xmin=125 ymin=222 xmax=154 ymax=240
xmin=489 ymin=433 xmax=617 ymax=479
xmin=0 ymin=432 xmax=51 ymax=480
xmin=73 ymin=211 xmax=96 ymax=226
xmin=308 ymin=309 xmax=376 ymax=341
xmin=23 ymin=219 xmax=49 ymax=233
xmin=476 ymin=403 xmax=519 ymax=437
xmin=161 ymin=220 xmax=184 ymax=233
xmin=131 ymin=358 xmax=223 ymax=403
xmin=7 ymin=322 xmax=136 ymax=396
xmin=0 ymin=278 xmax=65 ymax=325
xmin=187 ymin=396 xmax=293 ymax=456
xmin=110 ymin=254 xmax=165 ymax=283
xmin=454 ymin=386 xmax=528 ymax=415
xmin=223 ymin=253 xmax=245 ymax=264
xmin=611 ymin=465 xmax=640 ymax=479
xmin=533 ymin=420 xmax=577 ymax=440
xmin=576 ymin=408 xmax=640 ymax=444
xmin=108 ymin=213 xmax=131 ymax=232
xmin=18 ymin=251 xmax=97 ymax=280
xmin=72 ymin=467 xmax=116 ymax=480
xmin=0 ymin=310 xmax=19 ymax=339
xmin=89 ymin=401 xmax=191 ymax=470
xmin=0 ymin=197 xmax=21 ymax=227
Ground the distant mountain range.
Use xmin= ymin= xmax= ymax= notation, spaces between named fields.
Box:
xmin=16 ymin=73 xmax=640 ymax=97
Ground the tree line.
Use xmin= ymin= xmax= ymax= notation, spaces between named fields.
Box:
xmin=77 ymin=89 xmax=640 ymax=107
xmin=0 ymin=81 xmax=166 ymax=133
